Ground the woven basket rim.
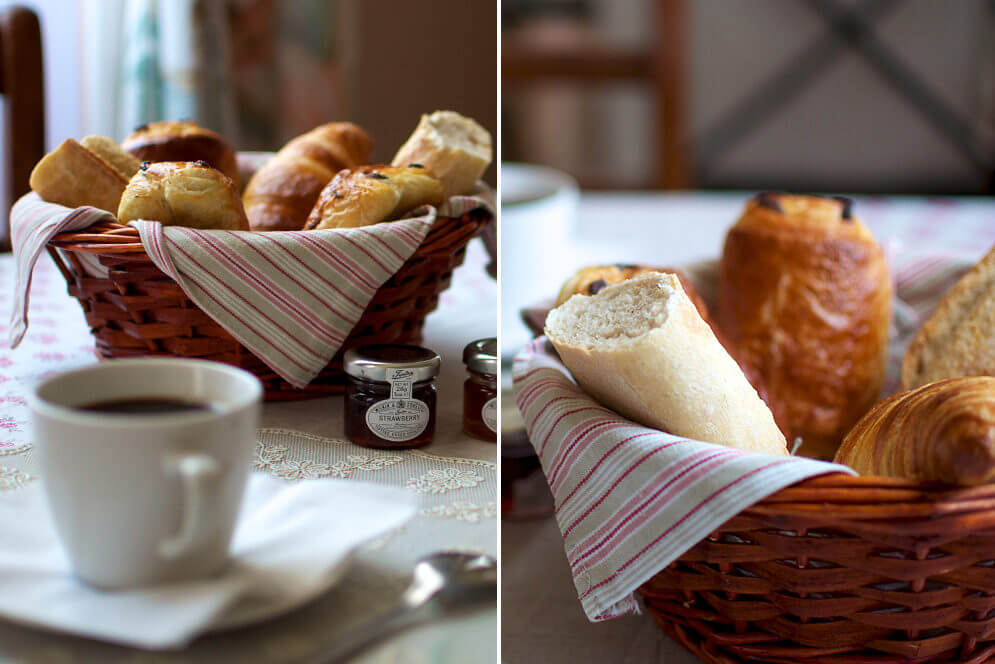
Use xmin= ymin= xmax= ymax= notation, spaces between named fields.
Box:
xmin=47 ymin=207 xmax=492 ymax=256
xmin=738 ymin=472 xmax=995 ymax=524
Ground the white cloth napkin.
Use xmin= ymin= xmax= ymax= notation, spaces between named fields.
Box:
xmin=0 ymin=474 xmax=416 ymax=649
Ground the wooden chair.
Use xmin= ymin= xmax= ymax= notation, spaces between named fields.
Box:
xmin=503 ymin=0 xmax=689 ymax=190
xmin=0 ymin=6 xmax=44 ymax=251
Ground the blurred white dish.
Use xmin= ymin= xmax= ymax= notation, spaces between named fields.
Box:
xmin=0 ymin=475 xmax=416 ymax=650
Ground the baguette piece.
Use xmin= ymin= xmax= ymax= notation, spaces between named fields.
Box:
xmin=719 ymin=193 xmax=891 ymax=460
xmin=555 ymin=263 xmax=787 ymax=436
xmin=80 ymin=135 xmax=142 ymax=178
xmin=391 ymin=110 xmax=491 ymax=198
xmin=243 ymin=122 xmax=373 ymax=231
xmin=545 ymin=272 xmax=787 ymax=455
xmin=29 ymin=139 xmax=129 ymax=213
xmin=835 ymin=377 xmax=995 ymax=485
xmin=901 ymin=245 xmax=995 ymax=390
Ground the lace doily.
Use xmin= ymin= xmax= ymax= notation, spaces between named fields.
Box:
xmin=254 ymin=429 xmax=497 ymax=524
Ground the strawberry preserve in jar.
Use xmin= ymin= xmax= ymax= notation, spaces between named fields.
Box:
xmin=343 ymin=344 xmax=441 ymax=449
xmin=462 ymin=338 xmax=497 ymax=441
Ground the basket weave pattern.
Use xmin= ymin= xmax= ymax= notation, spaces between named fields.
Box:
xmin=46 ymin=209 xmax=490 ymax=400
xmin=638 ymin=475 xmax=995 ymax=664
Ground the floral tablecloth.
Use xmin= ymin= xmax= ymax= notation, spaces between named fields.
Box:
xmin=0 ymin=238 xmax=497 ymax=663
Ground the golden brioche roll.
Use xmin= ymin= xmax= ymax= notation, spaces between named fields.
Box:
xmin=117 ymin=161 xmax=249 ymax=231
xmin=719 ymin=193 xmax=891 ymax=460
xmin=391 ymin=110 xmax=492 ymax=198
xmin=122 ymin=120 xmax=240 ymax=186
xmin=835 ymin=377 xmax=995 ymax=485
xmin=80 ymin=135 xmax=142 ymax=178
xmin=243 ymin=122 xmax=373 ymax=231
xmin=304 ymin=165 xmax=444 ymax=230
xmin=902 ymin=244 xmax=995 ymax=390
xmin=29 ymin=138 xmax=129 ymax=213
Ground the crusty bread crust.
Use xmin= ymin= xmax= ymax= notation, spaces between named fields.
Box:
xmin=80 ymin=135 xmax=142 ymax=178
xmin=545 ymin=272 xmax=787 ymax=455
xmin=901 ymin=245 xmax=995 ymax=390
xmin=29 ymin=139 xmax=129 ymax=213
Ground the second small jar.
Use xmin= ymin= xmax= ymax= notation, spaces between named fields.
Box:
xmin=463 ymin=338 xmax=497 ymax=442
xmin=343 ymin=344 xmax=441 ymax=450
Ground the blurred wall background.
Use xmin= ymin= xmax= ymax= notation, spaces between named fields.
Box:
xmin=503 ymin=0 xmax=995 ymax=194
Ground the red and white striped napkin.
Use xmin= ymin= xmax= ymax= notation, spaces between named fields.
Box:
xmin=512 ymin=253 xmax=967 ymax=622
xmin=10 ymin=189 xmax=493 ymax=388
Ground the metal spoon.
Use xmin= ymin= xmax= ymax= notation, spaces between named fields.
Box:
xmin=303 ymin=552 xmax=497 ymax=663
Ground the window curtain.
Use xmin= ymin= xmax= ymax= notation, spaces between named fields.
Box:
xmin=80 ymin=0 xmax=345 ymax=150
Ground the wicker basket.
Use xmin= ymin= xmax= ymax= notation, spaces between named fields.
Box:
xmin=638 ymin=474 xmax=995 ymax=664
xmin=45 ymin=208 xmax=490 ymax=400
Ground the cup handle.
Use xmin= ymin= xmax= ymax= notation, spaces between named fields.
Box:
xmin=159 ymin=451 xmax=222 ymax=559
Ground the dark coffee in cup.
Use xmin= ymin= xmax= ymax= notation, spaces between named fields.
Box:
xmin=76 ymin=398 xmax=215 ymax=415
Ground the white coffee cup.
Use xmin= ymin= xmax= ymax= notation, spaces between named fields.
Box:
xmin=28 ymin=358 xmax=262 ymax=589
xmin=500 ymin=162 xmax=579 ymax=357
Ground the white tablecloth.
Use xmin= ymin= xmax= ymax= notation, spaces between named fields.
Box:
xmin=502 ymin=191 xmax=995 ymax=664
xmin=0 ymin=237 xmax=496 ymax=663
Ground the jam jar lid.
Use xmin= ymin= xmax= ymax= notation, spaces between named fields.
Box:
xmin=343 ymin=344 xmax=441 ymax=382
xmin=462 ymin=338 xmax=497 ymax=375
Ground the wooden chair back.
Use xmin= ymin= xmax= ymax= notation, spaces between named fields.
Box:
xmin=0 ymin=6 xmax=44 ymax=251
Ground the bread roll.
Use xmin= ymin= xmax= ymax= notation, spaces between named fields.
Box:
xmin=243 ymin=122 xmax=373 ymax=231
xmin=902 ymin=245 xmax=995 ymax=390
xmin=29 ymin=138 xmax=129 ymax=213
xmin=304 ymin=165 xmax=444 ymax=230
xmin=117 ymin=161 xmax=249 ymax=231
xmin=835 ymin=377 xmax=995 ymax=485
xmin=719 ymin=193 xmax=891 ymax=460
xmin=122 ymin=120 xmax=240 ymax=186
xmin=545 ymin=272 xmax=787 ymax=455
xmin=80 ymin=135 xmax=142 ymax=178
xmin=391 ymin=110 xmax=492 ymax=198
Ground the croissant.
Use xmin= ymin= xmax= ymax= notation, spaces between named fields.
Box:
xmin=719 ymin=192 xmax=891 ymax=460
xmin=242 ymin=122 xmax=373 ymax=231
xmin=835 ymin=377 xmax=995 ymax=485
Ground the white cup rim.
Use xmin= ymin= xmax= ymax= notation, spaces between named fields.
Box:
xmin=28 ymin=358 xmax=263 ymax=428
xmin=500 ymin=162 xmax=579 ymax=207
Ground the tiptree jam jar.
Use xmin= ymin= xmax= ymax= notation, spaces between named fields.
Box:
xmin=343 ymin=344 xmax=441 ymax=450
xmin=462 ymin=338 xmax=497 ymax=442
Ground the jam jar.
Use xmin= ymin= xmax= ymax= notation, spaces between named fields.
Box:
xmin=343 ymin=344 xmax=441 ymax=449
xmin=462 ymin=338 xmax=497 ymax=441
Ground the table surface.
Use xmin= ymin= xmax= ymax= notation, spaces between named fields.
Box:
xmin=501 ymin=191 xmax=995 ymax=664
xmin=0 ymin=238 xmax=497 ymax=663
